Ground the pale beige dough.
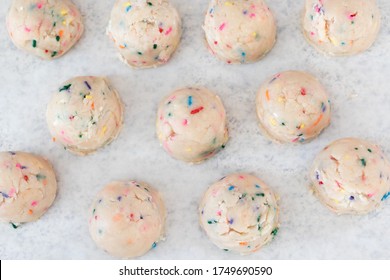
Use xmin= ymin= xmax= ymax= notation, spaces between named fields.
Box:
xmin=0 ymin=152 xmax=57 ymax=224
xmin=156 ymin=87 xmax=229 ymax=163
xmin=203 ymin=0 xmax=276 ymax=64
xmin=108 ymin=0 xmax=182 ymax=68
xmin=88 ymin=181 xmax=166 ymax=259
xmin=6 ymin=0 xmax=84 ymax=59
xmin=199 ymin=173 xmax=279 ymax=255
xmin=310 ymin=138 xmax=390 ymax=215
xmin=302 ymin=0 xmax=381 ymax=56
xmin=256 ymin=71 xmax=331 ymax=144
xmin=46 ymin=76 xmax=124 ymax=156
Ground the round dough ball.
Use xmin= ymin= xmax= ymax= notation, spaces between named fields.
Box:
xmin=199 ymin=173 xmax=279 ymax=255
xmin=310 ymin=138 xmax=390 ymax=215
xmin=0 ymin=152 xmax=57 ymax=224
xmin=204 ymin=0 xmax=276 ymax=64
xmin=88 ymin=181 xmax=166 ymax=259
xmin=46 ymin=76 xmax=124 ymax=156
xmin=156 ymin=87 xmax=229 ymax=163
xmin=108 ymin=0 xmax=182 ymax=68
xmin=256 ymin=71 xmax=331 ymax=143
xmin=6 ymin=0 xmax=84 ymax=59
xmin=302 ymin=0 xmax=381 ymax=56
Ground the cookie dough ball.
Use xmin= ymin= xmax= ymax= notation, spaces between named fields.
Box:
xmin=88 ymin=181 xmax=166 ymax=259
xmin=0 ymin=152 xmax=57 ymax=224
xmin=310 ymin=138 xmax=390 ymax=215
xmin=256 ymin=71 xmax=331 ymax=143
xmin=199 ymin=174 xmax=279 ymax=254
xmin=108 ymin=0 xmax=182 ymax=68
xmin=46 ymin=76 xmax=124 ymax=156
xmin=204 ymin=0 xmax=276 ymax=64
xmin=156 ymin=87 xmax=229 ymax=163
xmin=302 ymin=0 xmax=381 ymax=56
xmin=6 ymin=0 xmax=84 ymax=59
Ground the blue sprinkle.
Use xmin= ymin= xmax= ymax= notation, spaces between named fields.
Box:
xmin=255 ymin=184 xmax=261 ymax=189
xmin=349 ymin=196 xmax=355 ymax=201
xmin=152 ymin=242 xmax=157 ymax=249
xmin=321 ymin=102 xmax=326 ymax=112
xmin=228 ymin=218 xmax=234 ymax=224
xmin=382 ymin=192 xmax=390 ymax=201
xmin=84 ymin=81 xmax=91 ymax=90
xmin=209 ymin=8 xmax=214 ymax=14
xmin=241 ymin=52 xmax=246 ymax=57
xmin=188 ymin=96 xmax=193 ymax=106
xmin=126 ymin=5 xmax=132 ymax=12
xmin=117 ymin=196 xmax=122 ymax=201
xmin=228 ymin=186 xmax=235 ymax=191
xmin=0 ymin=192 xmax=9 ymax=198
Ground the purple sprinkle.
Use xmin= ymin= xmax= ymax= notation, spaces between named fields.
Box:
xmin=9 ymin=152 xmax=16 ymax=155
xmin=117 ymin=196 xmax=122 ymax=201
xmin=84 ymin=81 xmax=91 ymax=90
xmin=349 ymin=196 xmax=355 ymax=201
xmin=228 ymin=218 xmax=234 ymax=224
xmin=0 ymin=192 xmax=9 ymax=198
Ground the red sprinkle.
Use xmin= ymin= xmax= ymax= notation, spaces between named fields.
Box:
xmin=23 ymin=175 xmax=29 ymax=182
xmin=301 ymin=88 xmax=306 ymax=95
xmin=159 ymin=27 xmax=163 ymax=33
xmin=190 ymin=107 xmax=204 ymax=115
xmin=319 ymin=181 xmax=324 ymax=185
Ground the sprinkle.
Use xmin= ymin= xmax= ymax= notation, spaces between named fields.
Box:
xmin=23 ymin=175 xmax=29 ymax=182
xmin=31 ymin=201 xmax=38 ymax=207
xmin=319 ymin=181 xmax=324 ymax=185
xmin=228 ymin=218 xmax=234 ymax=224
xmin=265 ymin=90 xmax=270 ymax=101
xmin=165 ymin=27 xmax=172 ymax=35
xmin=321 ymin=102 xmax=326 ymax=112
xmin=137 ymin=51 xmax=143 ymax=55
xmin=228 ymin=186 xmax=235 ymax=191
xmin=256 ymin=193 xmax=265 ymax=197
xmin=188 ymin=96 xmax=193 ymax=106
xmin=382 ymin=192 xmax=390 ymax=201
xmin=349 ymin=196 xmax=355 ymax=201
xmin=301 ymin=88 xmax=306 ymax=96
xmin=182 ymin=119 xmax=188 ymax=126
xmin=51 ymin=51 xmax=58 ymax=57
xmin=59 ymin=84 xmax=72 ymax=92
xmin=249 ymin=13 xmax=256 ymax=18
xmin=255 ymin=184 xmax=261 ymax=188
xmin=84 ymin=81 xmax=91 ymax=90
xmin=257 ymin=215 xmax=261 ymax=222
xmin=11 ymin=223 xmax=18 ymax=229
xmin=219 ymin=23 xmax=226 ymax=31
xmin=36 ymin=174 xmax=46 ymax=181
xmin=102 ymin=126 xmax=107 ymax=135
xmin=61 ymin=9 xmax=68 ymax=16
xmin=153 ymin=44 xmax=158 ymax=49
xmin=223 ymin=249 xmax=229 ymax=251
xmin=271 ymin=228 xmax=279 ymax=236
xmin=367 ymin=149 xmax=372 ymax=153
xmin=190 ymin=107 xmax=204 ymax=115
xmin=32 ymin=40 xmax=37 ymax=48
xmin=56 ymin=35 xmax=60 ymax=42
xmin=16 ymin=163 xmax=27 ymax=169
xmin=349 ymin=12 xmax=358 ymax=20
xmin=159 ymin=27 xmax=164 ymax=33
xmin=147 ymin=2 xmax=153 ymax=6
xmin=152 ymin=242 xmax=157 ymax=248
xmin=28 ymin=209 xmax=33 ymax=215
xmin=239 ymin=241 xmax=248 ymax=246
xmin=207 ymin=219 xmax=218 ymax=224
xmin=360 ymin=158 xmax=367 ymax=167
xmin=312 ymin=114 xmax=323 ymax=127
xmin=117 ymin=196 xmax=122 ymax=201
xmin=0 ymin=192 xmax=9 ymax=198
xmin=78 ymin=133 xmax=83 ymax=138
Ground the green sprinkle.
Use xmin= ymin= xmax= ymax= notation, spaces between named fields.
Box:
xmin=137 ymin=51 xmax=143 ymax=55
xmin=221 ymin=145 xmax=226 ymax=149
xmin=257 ymin=215 xmax=261 ymax=223
xmin=168 ymin=113 xmax=172 ymax=117
xmin=147 ymin=2 xmax=153 ymax=6
xmin=153 ymin=44 xmax=158 ymax=49
xmin=79 ymin=133 xmax=83 ymax=138
xmin=223 ymin=249 xmax=229 ymax=251
xmin=360 ymin=158 xmax=367 ymax=167
xmin=53 ymin=22 xmax=57 ymax=27
xmin=59 ymin=84 xmax=72 ymax=92
xmin=92 ymin=209 xmax=96 ymax=215
xmin=271 ymin=228 xmax=279 ymax=237
xmin=255 ymin=193 xmax=265 ymax=197
xmin=241 ymin=193 xmax=247 ymax=199
xmin=281 ymin=122 xmax=286 ymax=126
xmin=367 ymin=149 xmax=372 ymax=153
xmin=355 ymin=147 xmax=359 ymax=150
xmin=257 ymin=225 xmax=261 ymax=231
xmin=56 ymin=35 xmax=60 ymax=42
xmin=207 ymin=219 xmax=217 ymax=224
xmin=36 ymin=174 xmax=46 ymax=181
xmin=51 ymin=51 xmax=58 ymax=57
xmin=11 ymin=222 xmax=18 ymax=229
xmin=32 ymin=40 xmax=37 ymax=48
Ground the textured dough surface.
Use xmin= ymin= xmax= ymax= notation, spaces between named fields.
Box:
xmin=6 ymin=0 xmax=84 ymax=59
xmin=199 ymin=173 xmax=279 ymax=255
xmin=0 ymin=152 xmax=57 ymax=224
xmin=310 ymin=138 xmax=390 ymax=215
xmin=302 ymin=0 xmax=381 ymax=56
xmin=108 ymin=0 xmax=182 ymax=68
xmin=156 ymin=87 xmax=229 ymax=163
xmin=46 ymin=76 xmax=124 ymax=156
xmin=204 ymin=0 xmax=276 ymax=64
xmin=88 ymin=181 xmax=166 ymax=259
xmin=256 ymin=71 xmax=331 ymax=143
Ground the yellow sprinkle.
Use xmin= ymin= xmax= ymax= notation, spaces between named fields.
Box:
xmin=329 ymin=37 xmax=338 ymax=46
xmin=85 ymin=95 xmax=93 ymax=99
xmin=185 ymin=147 xmax=192 ymax=152
xmin=270 ymin=118 xmax=277 ymax=126
xmin=61 ymin=9 xmax=68 ymax=16
xmin=278 ymin=96 xmax=285 ymax=103
xmin=101 ymin=126 xmax=107 ymax=135
xmin=299 ymin=123 xmax=305 ymax=129
xmin=252 ymin=32 xmax=257 ymax=37
xmin=62 ymin=20 xmax=67 ymax=25
xmin=124 ymin=1 xmax=131 ymax=7
xmin=225 ymin=1 xmax=233 ymax=6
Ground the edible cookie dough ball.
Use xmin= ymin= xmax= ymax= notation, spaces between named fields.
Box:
xmin=302 ymin=0 xmax=381 ymax=56
xmin=199 ymin=174 xmax=279 ymax=254
xmin=108 ymin=0 xmax=182 ymax=68
xmin=156 ymin=87 xmax=229 ymax=163
xmin=46 ymin=76 xmax=124 ymax=156
xmin=6 ymin=0 xmax=84 ymax=59
xmin=310 ymin=138 xmax=390 ymax=215
xmin=0 ymin=152 xmax=57 ymax=224
xmin=256 ymin=71 xmax=331 ymax=143
xmin=204 ymin=0 xmax=276 ymax=64
xmin=88 ymin=181 xmax=166 ymax=259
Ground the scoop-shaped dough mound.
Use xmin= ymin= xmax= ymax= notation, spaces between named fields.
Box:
xmin=204 ymin=0 xmax=276 ymax=64
xmin=310 ymin=138 xmax=390 ymax=215
xmin=199 ymin=173 xmax=279 ymax=255
xmin=0 ymin=152 xmax=57 ymax=224
xmin=302 ymin=0 xmax=381 ymax=56
xmin=88 ymin=181 xmax=166 ymax=259
xmin=256 ymin=71 xmax=331 ymax=143
xmin=156 ymin=87 xmax=229 ymax=163
xmin=108 ymin=0 xmax=182 ymax=68
xmin=6 ymin=0 xmax=84 ymax=59
xmin=46 ymin=76 xmax=124 ymax=156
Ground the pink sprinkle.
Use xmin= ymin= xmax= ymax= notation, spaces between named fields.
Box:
xmin=61 ymin=130 xmax=65 ymax=135
xmin=159 ymin=114 xmax=163 ymax=120
xmin=239 ymin=175 xmax=245 ymax=179
xmin=219 ymin=23 xmax=226 ymax=31
xmin=9 ymin=188 xmax=16 ymax=197
xmin=182 ymin=119 xmax=188 ymax=126
xmin=16 ymin=163 xmax=22 ymax=169
xmin=367 ymin=193 xmax=374 ymax=198
xmin=24 ymin=27 xmax=31 ymax=32
xmin=216 ymin=210 xmax=222 ymax=216
xmin=310 ymin=31 xmax=315 ymax=36
xmin=31 ymin=201 xmax=38 ymax=207
xmin=165 ymin=27 xmax=172 ymax=35
xmin=292 ymin=138 xmax=299 ymax=143
xmin=249 ymin=13 xmax=256 ymax=18
xmin=36 ymin=3 xmax=43 ymax=9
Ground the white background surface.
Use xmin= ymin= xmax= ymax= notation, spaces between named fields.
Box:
xmin=0 ymin=0 xmax=389 ymax=260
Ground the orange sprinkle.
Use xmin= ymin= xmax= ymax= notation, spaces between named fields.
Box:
xmin=239 ymin=241 xmax=248 ymax=246
xmin=91 ymin=102 xmax=95 ymax=110
xmin=28 ymin=209 xmax=33 ymax=215
xmin=312 ymin=114 xmax=323 ymax=127
xmin=59 ymin=30 xmax=64 ymax=38
xmin=112 ymin=213 xmax=122 ymax=221
xmin=119 ymin=45 xmax=126 ymax=49
xmin=265 ymin=90 xmax=270 ymax=101
xmin=52 ymin=137 xmax=56 ymax=142
xmin=42 ymin=179 xmax=48 ymax=186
